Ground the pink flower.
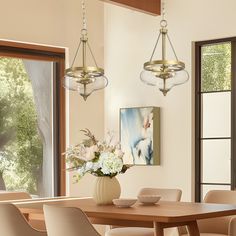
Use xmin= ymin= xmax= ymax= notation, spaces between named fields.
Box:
xmin=115 ymin=149 xmax=124 ymax=158
xmin=85 ymin=145 xmax=98 ymax=161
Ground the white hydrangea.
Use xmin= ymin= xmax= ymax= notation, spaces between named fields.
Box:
xmin=99 ymin=152 xmax=123 ymax=175
xmin=92 ymin=162 xmax=100 ymax=171
xmin=85 ymin=161 xmax=100 ymax=172
xmin=85 ymin=162 xmax=94 ymax=172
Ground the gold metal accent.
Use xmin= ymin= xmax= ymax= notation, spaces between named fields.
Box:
xmin=65 ymin=67 xmax=104 ymax=79
xmin=140 ymin=7 xmax=189 ymax=96
xmin=64 ymin=0 xmax=108 ymax=100
xmin=144 ymin=60 xmax=185 ymax=72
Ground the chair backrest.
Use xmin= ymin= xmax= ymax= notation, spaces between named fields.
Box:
xmin=0 ymin=203 xmax=46 ymax=236
xmin=110 ymin=188 xmax=182 ymax=231
xmin=138 ymin=188 xmax=182 ymax=201
xmin=0 ymin=191 xmax=47 ymax=230
xmin=0 ymin=191 xmax=31 ymax=201
xmin=197 ymin=190 xmax=236 ymax=235
xmin=43 ymin=205 xmax=101 ymax=236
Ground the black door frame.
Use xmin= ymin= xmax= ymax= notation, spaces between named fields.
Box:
xmin=195 ymin=37 xmax=236 ymax=202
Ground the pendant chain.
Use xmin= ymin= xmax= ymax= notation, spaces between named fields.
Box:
xmin=162 ymin=0 xmax=166 ymax=21
xmin=81 ymin=0 xmax=87 ymax=31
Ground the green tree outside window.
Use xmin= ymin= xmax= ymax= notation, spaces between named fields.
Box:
xmin=0 ymin=57 xmax=43 ymax=195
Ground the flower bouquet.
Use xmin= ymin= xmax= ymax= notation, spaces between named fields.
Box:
xmin=64 ymin=129 xmax=129 ymax=180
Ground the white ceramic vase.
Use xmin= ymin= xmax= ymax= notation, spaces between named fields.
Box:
xmin=93 ymin=176 xmax=121 ymax=205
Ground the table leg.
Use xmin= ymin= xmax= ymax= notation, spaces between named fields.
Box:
xmin=153 ymin=222 xmax=164 ymax=236
xmin=186 ymin=221 xmax=200 ymax=236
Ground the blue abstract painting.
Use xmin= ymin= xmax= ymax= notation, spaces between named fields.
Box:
xmin=120 ymin=107 xmax=160 ymax=165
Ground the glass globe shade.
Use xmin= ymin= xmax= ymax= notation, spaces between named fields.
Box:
xmin=140 ymin=69 xmax=189 ymax=95
xmin=64 ymin=75 xmax=108 ymax=100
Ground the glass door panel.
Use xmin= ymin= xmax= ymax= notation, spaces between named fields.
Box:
xmin=201 ymin=42 xmax=231 ymax=92
xmin=0 ymin=57 xmax=54 ymax=197
xmin=201 ymin=139 xmax=231 ymax=184
xmin=202 ymin=92 xmax=231 ymax=138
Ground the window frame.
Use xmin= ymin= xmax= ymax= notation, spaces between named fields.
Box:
xmin=195 ymin=37 xmax=236 ymax=202
xmin=0 ymin=40 xmax=66 ymax=196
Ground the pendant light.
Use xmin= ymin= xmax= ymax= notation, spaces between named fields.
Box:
xmin=64 ymin=0 xmax=108 ymax=101
xmin=140 ymin=0 xmax=189 ymax=96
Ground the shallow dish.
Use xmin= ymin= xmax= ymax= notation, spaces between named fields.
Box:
xmin=137 ymin=195 xmax=161 ymax=205
xmin=112 ymin=198 xmax=137 ymax=208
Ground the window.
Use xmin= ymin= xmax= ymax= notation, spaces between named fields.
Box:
xmin=195 ymin=37 xmax=236 ymax=201
xmin=0 ymin=41 xmax=66 ymax=197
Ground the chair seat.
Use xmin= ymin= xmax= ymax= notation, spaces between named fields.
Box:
xmin=105 ymin=227 xmax=154 ymax=236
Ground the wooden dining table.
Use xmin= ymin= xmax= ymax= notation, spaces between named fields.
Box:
xmin=13 ymin=197 xmax=236 ymax=236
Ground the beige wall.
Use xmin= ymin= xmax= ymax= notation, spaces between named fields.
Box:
xmin=0 ymin=0 xmax=105 ymax=196
xmin=2 ymin=0 xmax=236 ymax=202
xmin=104 ymin=0 xmax=236 ymax=201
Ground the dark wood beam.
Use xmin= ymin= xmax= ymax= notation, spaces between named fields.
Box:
xmin=100 ymin=0 xmax=160 ymax=16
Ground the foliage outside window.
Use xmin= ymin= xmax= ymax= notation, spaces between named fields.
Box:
xmin=0 ymin=58 xmax=43 ymax=195
xmin=201 ymin=42 xmax=231 ymax=92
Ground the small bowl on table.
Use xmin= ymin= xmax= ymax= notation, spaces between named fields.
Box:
xmin=137 ymin=195 xmax=161 ymax=205
xmin=112 ymin=198 xmax=137 ymax=208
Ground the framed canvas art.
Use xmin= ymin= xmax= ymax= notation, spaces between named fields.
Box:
xmin=120 ymin=107 xmax=160 ymax=165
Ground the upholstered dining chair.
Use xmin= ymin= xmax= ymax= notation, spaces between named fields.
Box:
xmin=179 ymin=190 xmax=236 ymax=236
xmin=0 ymin=203 xmax=47 ymax=236
xmin=43 ymin=204 xmax=101 ymax=236
xmin=105 ymin=188 xmax=182 ymax=236
xmin=0 ymin=191 xmax=46 ymax=230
